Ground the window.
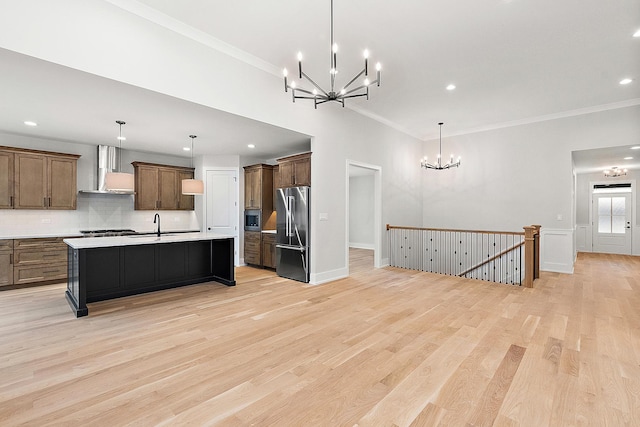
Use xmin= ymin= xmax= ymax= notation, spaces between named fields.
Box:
xmin=598 ymin=197 xmax=626 ymax=234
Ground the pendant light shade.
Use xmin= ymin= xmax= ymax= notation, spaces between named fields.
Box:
xmin=182 ymin=134 xmax=204 ymax=195
xmin=182 ymin=178 xmax=204 ymax=195
xmin=105 ymin=120 xmax=135 ymax=192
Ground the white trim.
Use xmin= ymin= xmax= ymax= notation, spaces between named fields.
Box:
xmin=310 ymin=267 xmax=348 ymax=285
xmin=588 ymin=179 xmax=636 ymax=255
xmin=346 ymin=160 xmax=383 ymax=277
xmin=204 ymin=167 xmax=240 ymax=266
xmin=349 ymin=243 xmax=375 ymax=250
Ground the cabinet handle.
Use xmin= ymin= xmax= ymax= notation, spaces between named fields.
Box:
xmin=42 ymin=254 xmax=60 ymax=257
xmin=10 ymin=196 xmax=13 ymax=207
xmin=9 ymin=254 xmax=12 ymax=265
xmin=43 ymin=270 xmax=60 ymax=274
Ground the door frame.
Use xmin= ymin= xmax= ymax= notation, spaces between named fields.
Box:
xmin=589 ymin=179 xmax=636 ymax=255
xmin=345 ymin=160 xmax=382 ymax=273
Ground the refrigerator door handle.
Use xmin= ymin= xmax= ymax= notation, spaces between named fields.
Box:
xmin=276 ymin=244 xmax=306 ymax=252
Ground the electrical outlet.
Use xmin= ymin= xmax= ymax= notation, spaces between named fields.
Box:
xmin=41 ymin=218 xmax=51 ymax=224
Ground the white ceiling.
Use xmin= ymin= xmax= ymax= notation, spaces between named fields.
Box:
xmin=572 ymin=145 xmax=640 ymax=174
xmin=0 ymin=0 xmax=639 ymax=162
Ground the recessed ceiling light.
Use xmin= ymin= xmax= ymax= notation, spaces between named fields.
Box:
xmin=446 ymin=84 xmax=456 ymax=91
xmin=24 ymin=121 xmax=37 ymax=126
xmin=183 ymin=147 xmax=190 ymax=151
xmin=634 ymin=29 xmax=640 ymax=37
xmin=247 ymin=144 xmax=255 ymax=149
xmin=619 ymin=78 xmax=633 ymax=85
xmin=624 ymin=156 xmax=633 ymax=160
xmin=631 ymin=146 xmax=640 ymax=150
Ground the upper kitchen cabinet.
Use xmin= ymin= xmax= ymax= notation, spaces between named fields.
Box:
xmin=132 ymin=162 xmax=194 ymax=210
xmin=0 ymin=150 xmax=14 ymax=209
xmin=0 ymin=146 xmax=79 ymax=210
xmin=276 ymin=152 xmax=311 ymax=188
xmin=243 ymin=164 xmax=274 ymax=210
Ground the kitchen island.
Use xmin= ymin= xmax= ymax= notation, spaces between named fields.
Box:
xmin=64 ymin=232 xmax=235 ymax=317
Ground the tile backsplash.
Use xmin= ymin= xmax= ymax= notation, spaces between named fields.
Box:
xmin=0 ymin=193 xmax=199 ymax=237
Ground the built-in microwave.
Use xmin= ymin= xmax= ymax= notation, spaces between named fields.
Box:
xmin=244 ymin=209 xmax=261 ymax=231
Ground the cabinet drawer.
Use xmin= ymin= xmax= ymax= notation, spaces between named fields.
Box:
xmin=245 ymin=241 xmax=261 ymax=252
xmin=0 ymin=240 xmax=13 ymax=250
xmin=244 ymin=231 xmax=262 ymax=243
xmin=245 ymin=251 xmax=260 ymax=265
xmin=14 ymin=248 xmax=67 ymax=265
xmin=14 ymin=263 xmax=67 ymax=285
xmin=14 ymin=237 xmax=66 ymax=250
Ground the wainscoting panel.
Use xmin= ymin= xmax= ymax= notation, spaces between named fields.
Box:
xmin=575 ymin=225 xmax=592 ymax=253
xmin=541 ymin=228 xmax=574 ymax=274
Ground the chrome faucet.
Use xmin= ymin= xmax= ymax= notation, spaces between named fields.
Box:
xmin=153 ymin=213 xmax=161 ymax=237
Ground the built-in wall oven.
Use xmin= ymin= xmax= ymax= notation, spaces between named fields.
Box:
xmin=244 ymin=209 xmax=261 ymax=231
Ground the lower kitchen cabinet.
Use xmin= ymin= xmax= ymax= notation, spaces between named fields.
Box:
xmin=12 ymin=237 xmax=68 ymax=285
xmin=262 ymin=233 xmax=276 ymax=269
xmin=244 ymin=231 xmax=261 ymax=265
xmin=0 ymin=240 xmax=13 ymax=287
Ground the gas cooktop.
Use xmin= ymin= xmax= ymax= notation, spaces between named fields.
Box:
xmin=79 ymin=229 xmax=137 ymax=237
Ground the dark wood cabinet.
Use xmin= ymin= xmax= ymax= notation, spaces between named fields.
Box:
xmin=132 ymin=162 xmax=194 ymax=210
xmin=0 ymin=151 xmax=14 ymax=209
xmin=244 ymin=231 xmax=261 ymax=265
xmin=13 ymin=237 xmax=68 ymax=285
xmin=0 ymin=240 xmax=13 ymax=287
xmin=243 ymin=164 xmax=274 ymax=210
xmin=262 ymin=233 xmax=276 ymax=269
xmin=66 ymin=237 xmax=236 ymax=317
xmin=276 ymin=152 xmax=311 ymax=188
xmin=1 ymin=146 xmax=79 ymax=210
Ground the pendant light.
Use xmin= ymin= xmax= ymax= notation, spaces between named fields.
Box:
xmin=105 ymin=120 xmax=135 ymax=192
xmin=182 ymin=135 xmax=204 ymax=195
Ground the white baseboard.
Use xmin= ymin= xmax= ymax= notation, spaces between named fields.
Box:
xmin=379 ymin=257 xmax=390 ymax=268
xmin=310 ymin=266 xmax=348 ymax=285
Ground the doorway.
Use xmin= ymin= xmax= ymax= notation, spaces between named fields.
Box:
xmin=591 ymin=185 xmax=632 ymax=255
xmin=346 ymin=160 xmax=382 ymax=275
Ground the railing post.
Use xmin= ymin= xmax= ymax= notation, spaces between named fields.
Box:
xmin=523 ymin=226 xmax=535 ymax=288
xmin=533 ymin=225 xmax=541 ymax=279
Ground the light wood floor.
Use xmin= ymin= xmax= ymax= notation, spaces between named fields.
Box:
xmin=0 ymin=250 xmax=639 ymax=426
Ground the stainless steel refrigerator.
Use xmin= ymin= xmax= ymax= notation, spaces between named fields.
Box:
xmin=276 ymin=186 xmax=310 ymax=283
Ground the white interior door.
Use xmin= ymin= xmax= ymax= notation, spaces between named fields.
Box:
xmin=592 ymin=193 xmax=632 ymax=254
xmin=206 ymin=169 xmax=238 ymax=262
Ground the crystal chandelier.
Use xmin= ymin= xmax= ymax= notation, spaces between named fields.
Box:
xmin=283 ymin=0 xmax=381 ymax=108
xmin=604 ymin=167 xmax=627 ymax=177
xmin=421 ymin=122 xmax=461 ymax=170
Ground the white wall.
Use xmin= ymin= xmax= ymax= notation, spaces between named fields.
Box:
xmin=349 ymin=175 xmax=375 ymax=249
xmin=422 ymin=106 xmax=640 ymax=273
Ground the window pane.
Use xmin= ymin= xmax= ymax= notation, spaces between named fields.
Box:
xmin=612 ymin=197 xmax=625 ymax=216
xmin=612 ymin=216 xmax=625 ymax=234
xmin=599 ymin=216 xmax=611 ymax=233
xmin=598 ymin=198 xmax=611 ymax=216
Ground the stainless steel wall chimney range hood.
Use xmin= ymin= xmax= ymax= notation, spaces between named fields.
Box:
xmin=79 ymin=145 xmax=135 ymax=195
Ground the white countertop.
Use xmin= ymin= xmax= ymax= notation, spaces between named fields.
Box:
xmin=261 ymin=230 xmax=276 ymax=234
xmin=64 ymin=232 xmax=235 ymax=249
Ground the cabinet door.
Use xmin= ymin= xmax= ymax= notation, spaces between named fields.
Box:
xmin=293 ymin=158 xmax=311 ymax=187
xmin=48 ymin=156 xmax=77 ymax=209
xmin=135 ymin=165 xmax=159 ymax=210
xmin=278 ymin=161 xmax=294 ymax=188
xmin=0 ymin=151 xmax=14 ymax=209
xmin=158 ymin=168 xmax=178 ymax=210
xmin=244 ymin=168 xmax=261 ymax=209
xmin=0 ymin=251 xmax=13 ymax=286
xmin=14 ymin=153 xmax=47 ymax=209
xmin=177 ymin=170 xmax=195 ymax=210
